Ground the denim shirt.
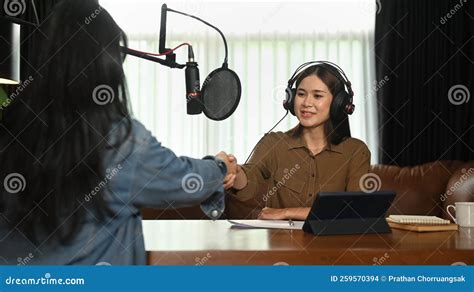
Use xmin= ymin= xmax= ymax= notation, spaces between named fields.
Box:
xmin=0 ymin=119 xmax=226 ymax=265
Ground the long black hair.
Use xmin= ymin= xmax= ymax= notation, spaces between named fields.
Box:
xmin=295 ymin=64 xmax=352 ymax=145
xmin=0 ymin=0 xmax=132 ymax=243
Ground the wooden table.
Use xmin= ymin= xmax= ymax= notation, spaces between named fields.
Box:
xmin=143 ymin=220 xmax=474 ymax=265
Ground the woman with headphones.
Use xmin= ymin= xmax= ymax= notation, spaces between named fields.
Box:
xmin=228 ymin=62 xmax=371 ymax=220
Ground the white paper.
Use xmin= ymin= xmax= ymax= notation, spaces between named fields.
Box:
xmin=228 ymin=220 xmax=304 ymax=230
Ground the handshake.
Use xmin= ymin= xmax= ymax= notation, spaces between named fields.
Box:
xmin=215 ymin=151 xmax=243 ymax=190
xmin=214 ymin=151 xmax=292 ymax=220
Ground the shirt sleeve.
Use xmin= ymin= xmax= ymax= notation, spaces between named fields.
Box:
xmin=230 ymin=133 xmax=277 ymax=201
xmin=346 ymin=141 xmax=371 ymax=191
xmin=130 ymin=129 xmax=226 ymax=219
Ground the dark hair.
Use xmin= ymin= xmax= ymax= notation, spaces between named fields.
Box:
xmin=0 ymin=0 xmax=132 ymax=243
xmin=295 ymin=64 xmax=351 ymax=145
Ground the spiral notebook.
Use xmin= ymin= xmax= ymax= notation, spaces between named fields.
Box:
xmin=386 ymin=215 xmax=457 ymax=232
xmin=386 ymin=215 xmax=450 ymax=225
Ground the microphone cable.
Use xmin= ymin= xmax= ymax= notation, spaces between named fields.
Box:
xmin=126 ymin=42 xmax=191 ymax=57
xmin=243 ymin=110 xmax=290 ymax=164
xmin=166 ymin=8 xmax=228 ymax=66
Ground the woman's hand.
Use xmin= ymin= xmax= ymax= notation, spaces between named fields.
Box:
xmin=258 ymin=207 xmax=311 ymax=220
xmin=216 ymin=152 xmax=237 ymax=190
xmin=258 ymin=207 xmax=288 ymax=220
xmin=232 ymin=165 xmax=248 ymax=190
xmin=215 ymin=152 xmax=248 ymax=190
xmin=223 ymin=173 xmax=236 ymax=190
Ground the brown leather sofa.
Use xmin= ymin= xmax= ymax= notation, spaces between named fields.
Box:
xmin=141 ymin=160 xmax=474 ymax=221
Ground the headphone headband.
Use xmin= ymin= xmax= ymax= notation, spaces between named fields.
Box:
xmin=287 ymin=61 xmax=353 ymax=97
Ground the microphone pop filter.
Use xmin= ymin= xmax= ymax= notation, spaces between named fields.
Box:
xmin=201 ymin=66 xmax=241 ymax=121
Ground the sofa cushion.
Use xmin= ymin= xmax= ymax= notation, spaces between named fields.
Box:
xmin=372 ymin=160 xmax=465 ymax=217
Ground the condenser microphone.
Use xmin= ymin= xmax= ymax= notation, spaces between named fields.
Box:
xmin=185 ymin=46 xmax=203 ymax=114
xmin=166 ymin=5 xmax=241 ymax=121
xmin=124 ymin=4 xmax=241 ymax=120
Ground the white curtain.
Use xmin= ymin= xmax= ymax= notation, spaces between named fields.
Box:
xmin=101 ymin=0 xmax=379 ymax=163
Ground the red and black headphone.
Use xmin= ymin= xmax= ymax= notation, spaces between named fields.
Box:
xmin=283 ymin=61 xmax=355 ymax=119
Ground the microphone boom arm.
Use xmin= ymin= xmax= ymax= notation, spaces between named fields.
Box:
xmin=122 ymin=3 xmax=229 ymax=69
xmin=122 ymin=47 xmax=185 ymax=68
xmin=166 ymin=6 xmax=229 ymax=66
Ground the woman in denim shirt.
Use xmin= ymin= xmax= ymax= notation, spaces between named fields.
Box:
xmin=0 ymin=0 xmax=235 ymax=265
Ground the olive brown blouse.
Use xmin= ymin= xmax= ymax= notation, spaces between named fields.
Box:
xmin=232 ymin=124 xmax=371 ymax=208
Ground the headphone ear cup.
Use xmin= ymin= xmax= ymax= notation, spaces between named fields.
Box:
xmin=284 ymin=87 xmax=296 ymax=115
xmin=330 ymin=91 xmax=350 ymax=120
xmin=283 ymin=87 xmax=292 ymax=110
xmin=289 ymin=88 xmax=296 ymax=115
